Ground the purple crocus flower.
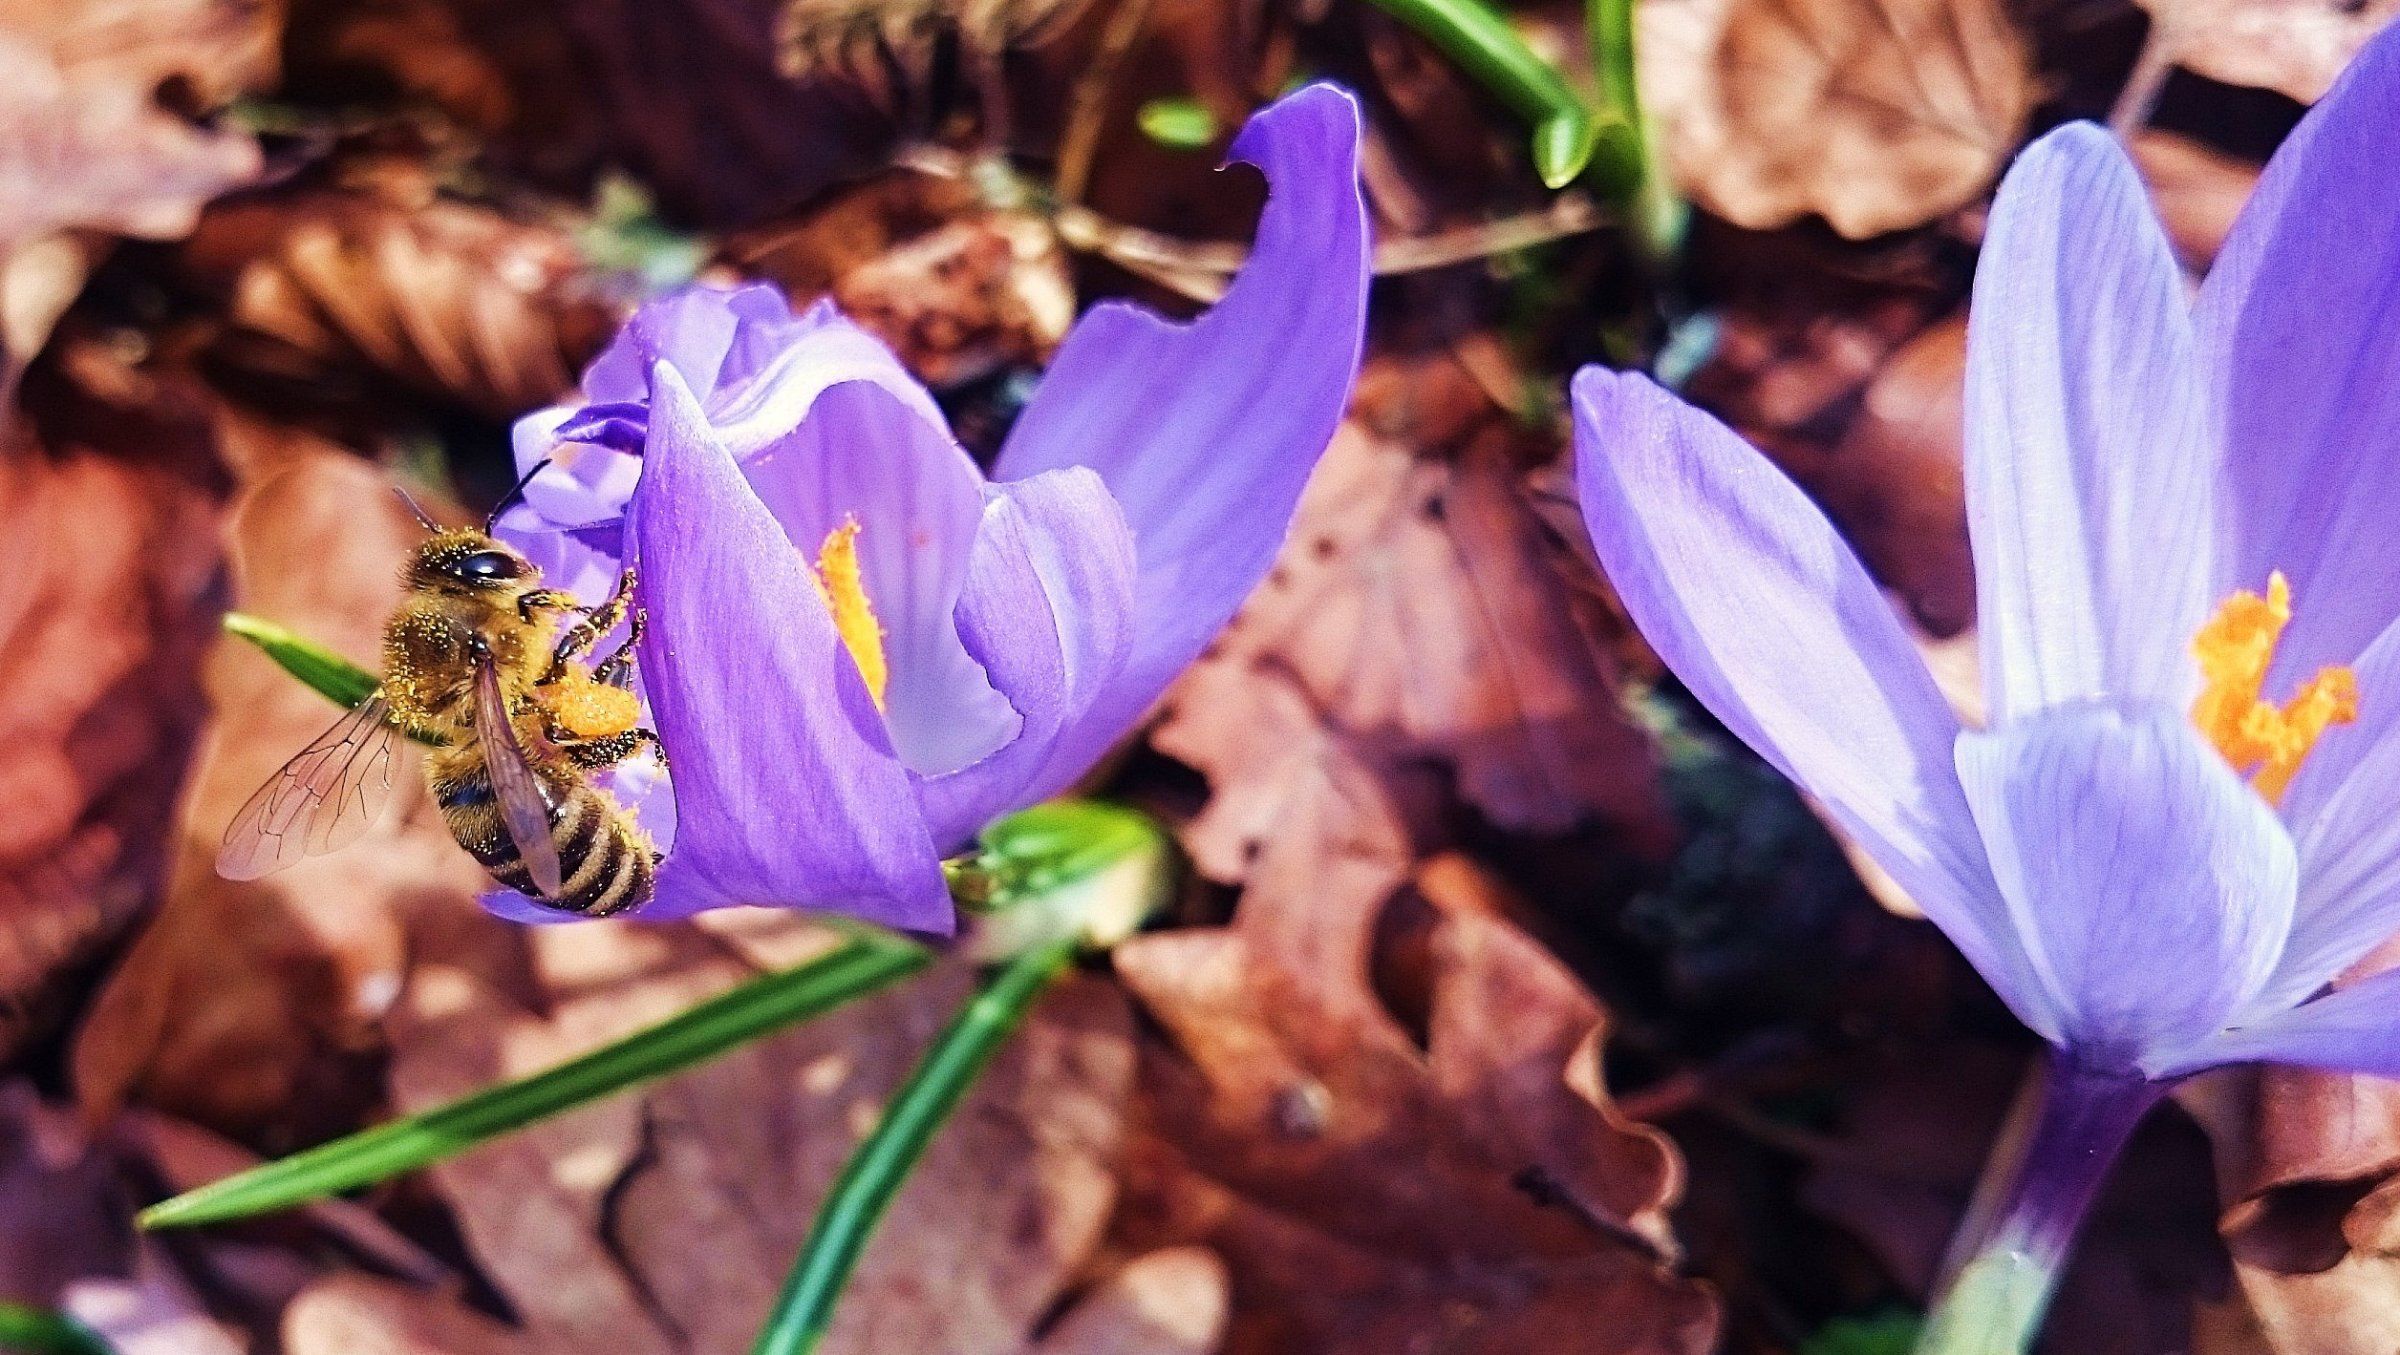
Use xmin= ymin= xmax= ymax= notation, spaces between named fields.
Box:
xmin=489 ymin=84 xmax=1367 ymax=933
xmin=1574 ymin=29 xmax=2400 ymax=1353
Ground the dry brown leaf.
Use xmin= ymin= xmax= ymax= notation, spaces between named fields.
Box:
xmin=72 ymin=449 xmax=487 ymax=1148
xmin=2130 ymin=129 xmax=2263 ymax=275
xmin=0 ymin=0 xmax=271 ymax=381
xmin=2136 ymin=0 xmax=2400 ymax=104
xmin=0 ymin=338 xmax=224 ymax=1062
xmin=2178 ymin=934 xmax=2400 ymax=1355
xmin=724 ymin=171 xmax=1074 ymax=390
xmin=177 ymin=169 xmax=612 ymax=422
xmin=387 ymin=912 xmax=1139 ymax=1355
xmin=1639 ymin=0 xmax=2036 ymax=237
xmin=285 ymin=1276 xmax=524 ymax=1355
xmin=1110 ymin=912 xmax=1717 ymax=1355
xmin=1153 ymin=352 xmax=1669 ymax=918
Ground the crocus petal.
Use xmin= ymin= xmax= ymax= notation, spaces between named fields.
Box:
xmin=1571 ymin=366 xmax=2047 ymax=1034
xmin=2156 ymin=965 xmax=2400 ymax=1080
xmin=914 ymin=467 xmax=1139 ymax=850
xmin=1955 ymin=702 xmax=2296 ymax=1072
xmin=627 ymin=362 xmax=950 ymax=931
xmin=2248 ymin=616 xmax=2400 ymax=1008
xmin=1966 ymin=124 xmax=2212 ymax=723
xmin=991 ymin=82 xmax=1369 ymax=798
xmin=739 ymin=375 xmax=1019 ymax=777
xmin=2197 ymin=23 xmax=2400 ymax=683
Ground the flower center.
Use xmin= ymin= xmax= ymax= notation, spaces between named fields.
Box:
xmin=810 ymin=517 xmax=889 ymax=710
xmin=2189 ymin=570 xmax=2357 ymax=803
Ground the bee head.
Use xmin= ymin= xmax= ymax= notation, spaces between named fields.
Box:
xmin=408 ymin=529 xmax=538 ymax=595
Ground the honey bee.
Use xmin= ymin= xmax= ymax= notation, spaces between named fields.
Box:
xmin=217 ymin=485 xmax=666 ymax=917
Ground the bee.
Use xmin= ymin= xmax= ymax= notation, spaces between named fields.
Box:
xmin=217 ymin=481 xmax=667 ymax=917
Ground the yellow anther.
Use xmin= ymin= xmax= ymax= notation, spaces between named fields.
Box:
xmin=811 ymin=517 xmax=889 ymax=710
xmin=2190 ymin=571 xmax=2357 ymax=804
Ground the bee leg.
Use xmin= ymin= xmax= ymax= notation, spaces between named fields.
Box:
xmin=543 ymin=571 xmax=637 ymax=677
xmin=562 ymin=726 xmax=665 ymax=771
xmin=591 ymin=610 xmax=646 ymax=689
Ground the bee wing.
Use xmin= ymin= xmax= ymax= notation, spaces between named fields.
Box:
xmin=216 ymin=695 xmax=399 ymax=881
xmin=475 ymin=652 xmax=566 ymax=899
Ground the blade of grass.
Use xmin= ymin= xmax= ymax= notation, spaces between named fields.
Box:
xmin=1362 ymin=0 xmax=1598 ymax=187
xmin=0 ymin=1303 xmax=110 ymax=1355
xmin=142 ymin=929 xmax=931 ymax=1229
xmin=223 ymin=613 xmax=381 ymax=712
xmin=751 ymin=934 xmax=1080 ymax=1355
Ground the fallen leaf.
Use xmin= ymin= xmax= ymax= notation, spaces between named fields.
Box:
xmin=723 ymin=170 xmax=1073 ymax=390
xmin=2178 ymin=936 xmax=2400 ymax=1354
xmin=388 ymin=911 xmax=1139 ymax=1355
xmin=2136 ymin=0 xmax=2400 ymax=104
xmin=1639 ymin=0 xmax=2036 ymax=237
xmin=72 ymin=449 xmax=486 ymax=1149
xmin=176 ymin=165 xmax=613 ymax=424
xmin=0 ymin=0 xmax=270 ymax=383
xmin=2129 ymin=129 xmax=2262 ymax=275
xmin=1154 ymin=350 xmax=1670 ymax=894
xmin=0 ymin=336 xmax=224 ymax=1062
xmin=1109 ymin=911 xmax=1718 ymax=1354
xmin=284 ymin=1275 xmax=522 ymax=1355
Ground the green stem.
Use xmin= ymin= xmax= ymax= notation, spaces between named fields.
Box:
xmin=1362 ymin=0 xmax=1598 ymax=187
xmin=751 ymin=936 xmax=1080 ymax=1355
xmin=141 ymin=931 xmax=931 ymax=1229
xmin=1585 ymin=0 xmax=1686 ymax=257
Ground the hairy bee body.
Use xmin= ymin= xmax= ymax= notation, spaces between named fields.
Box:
xmin=385 ymin=530 xmax=661 ymax=917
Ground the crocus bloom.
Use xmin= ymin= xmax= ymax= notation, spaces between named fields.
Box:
xmin=491 ymin=84 xmax=1368 ymax=932
xmin=1575 ymin=28 xmax=2400 ymax=1353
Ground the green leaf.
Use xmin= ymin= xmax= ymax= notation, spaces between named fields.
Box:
xmin=1800 ymin=1310 xmax=1922 ymax=1355
xmin=751 ymin=934 xmax=1079 ymax=1355
xmin=0 ymin=1303 xmax=110 ymax=1355
xmin=1136 ymin=97 xmax=1220 ymax=150
xmin=224 ymin=612 xmax=380 ymax=712
xmin=141 ymin=930 xmax=931 ymax=1230
xmin=1362 ymin=0 xmax=1596 ymax=185
xmin=952 ymin=800 xmax=1176 ymax=958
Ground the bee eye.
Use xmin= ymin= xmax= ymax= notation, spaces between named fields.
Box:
xmin=456 ymin=551 xmax=522 ymax=582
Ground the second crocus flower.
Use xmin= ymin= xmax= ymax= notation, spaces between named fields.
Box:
xmin=493 ymin=84 xmax=1369 ymax=932
xmin=1574 ymin=26 xmax=2400 ymax=1355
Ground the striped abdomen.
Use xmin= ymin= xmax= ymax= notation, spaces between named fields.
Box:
xmin=433 ymin=760 xmax=656 ymax=917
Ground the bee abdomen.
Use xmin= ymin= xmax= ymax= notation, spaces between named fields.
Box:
xmin=435 ymin=765 xmax=655 ymax=917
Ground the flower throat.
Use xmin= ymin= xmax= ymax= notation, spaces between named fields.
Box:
xmin=2191 ymin=571 xmax=2357 ymax=803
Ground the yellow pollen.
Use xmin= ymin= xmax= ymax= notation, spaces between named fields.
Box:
xmin=2190 ymin=570 xmax=2358 ymax=803
xmin=811 ymin=517 xmax=889 ymax=709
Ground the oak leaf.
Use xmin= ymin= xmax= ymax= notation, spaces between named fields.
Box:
xmin=2135 ymin=0 xmax=2400 ymax=103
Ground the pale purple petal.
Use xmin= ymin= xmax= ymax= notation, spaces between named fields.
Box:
xmin=2249 ymin=617 xmax=2400 ymax=1008
xmin=739 ymin=376 xmax=1018 ymax=777
xmin=2197 ymin=23 xmax=2400 ymax=683
xmin=625 ymin=362 xmax=950 ymax=931
xmin=1966 ymin=124 xmax=2212 ymax=724
xmin=991 ymin=83 xmax=1369 ymax=799
xmin=914 ymin=468 xmax=1138 ymax=849
xmin=1955 ymin=702 xmax=2295 ymax=1072
xmin=2156 ymin=966 xmax=2400 ymax=1079
xmin=1570 ymin=366 xmax=2046 ymax=1035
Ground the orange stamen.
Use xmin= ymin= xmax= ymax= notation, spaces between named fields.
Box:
xmin=811 ymin=517 xmax=889 ymax=709
xmin=2190 ymin=571 xmax=2357 ymax=803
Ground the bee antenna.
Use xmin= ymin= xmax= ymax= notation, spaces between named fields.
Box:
xmin=486 ymin=458 xmax=553 ymax=532
xmin=392 ymin=486 xmax=440 ymax=533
